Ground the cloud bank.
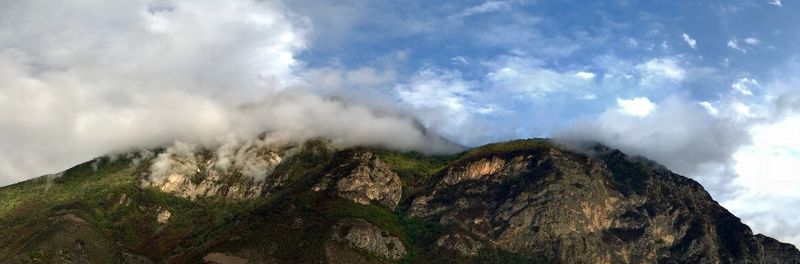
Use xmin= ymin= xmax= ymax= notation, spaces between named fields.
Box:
xmin=0 ymin=0 xmax=458 ymax=186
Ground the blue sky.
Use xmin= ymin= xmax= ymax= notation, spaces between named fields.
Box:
xmin=1 ymin=0 xmax=799 ymax=246
xmin=287 ymin=0 xmax=799 ymax=144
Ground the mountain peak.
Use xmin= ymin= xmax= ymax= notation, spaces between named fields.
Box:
xmin=0 ymin=138 xmax=797 ymax=263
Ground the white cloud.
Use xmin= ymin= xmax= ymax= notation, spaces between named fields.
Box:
xmin=0 ymin=0 xmax=308 ymax=184
xmin=727 ymin=114 xmax=800 ymax=245
xmin=732 ymin=78 xmax=758 ymax=96
xmin=395 ymin=69 xmax=495 ymax=144
xmin=616 ymin=97 xmax=656 ymax=117
xmin=450 ymin=1 xmax=513 ymax=20
xmin=558 ymin=87 xmax=800 ymax=246
xmin=700 ymin=101 xmax=720 ymax=116
xmin=728 ymin=39 xmax=747 ymax=53
xmin=557 ymin=97 xmax=752 ymax=200
xmin=682 ymin=33 xmax=697 ymax=49
xmin=486 ymin=56 xmax=596 ymax=98
xmin=0 ymin=0 xmax=460 ymax=185
xmin=734 ymin=116 xmax=800 ymax=196
xmin=451 ymin=56 xmax=469 ymax=65
xmin=733 ymin=101 xmax=753 ymax=117
xmin=768 ymin=0 xmax=783 ymax=7
xmin=635 ymin=57 xmax=686 ymax=84
xmin=574 ymin=71 xmax=597 ymax=80
xmin=744 ymin=37 xmax=761 ymax=45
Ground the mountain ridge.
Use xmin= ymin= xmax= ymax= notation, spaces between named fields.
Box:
xmin=0 ymin=138 xmax=797 ymax=263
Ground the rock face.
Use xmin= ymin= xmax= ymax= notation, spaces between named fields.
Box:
xmin=314 ymin=151 xmax=402 ymax=209
xmin=757 ymin=234 xmax=800 ymax=264
xmin=410 ymin=145 xmax=800 ymax=263
xmin=332 ymin=218 xmax=407 ymax=260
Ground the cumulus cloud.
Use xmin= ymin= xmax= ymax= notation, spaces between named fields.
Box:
xmin=768 ymin=0 xmax=782 ymax=7
xmin=574 ymin=71 xmax=597 ymax=80
xmin=743 ymin=37 xmax=761 ymax=45
xmin=616 ymin=97 xmax=656 ymax=117
xmin=0 ymin=0 xmax=459 ymax=186
xmin=682 ymin=33 xmax=697 ymax=49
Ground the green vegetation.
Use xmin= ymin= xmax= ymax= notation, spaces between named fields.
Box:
xmin=0 ymin=151 xmax=271 ymax=262
xmin=460 ymin=138 xmax=554 ymax=161
xmin=0 ymin=139 xmax=566 ymax=263
xmin=377 ymin=150 xmax=454 ymax=180
xmin=375 ymin=150 xmax=456 ymax=201
xmin=325 ymin=198 xmax=407 ymax=242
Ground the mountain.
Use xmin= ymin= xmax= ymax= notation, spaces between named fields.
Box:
xmin=0 ymin=138 xmax=798 ymax=263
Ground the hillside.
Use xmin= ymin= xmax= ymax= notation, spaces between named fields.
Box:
xmin=0 ymin=138 xmax=797 ymax=263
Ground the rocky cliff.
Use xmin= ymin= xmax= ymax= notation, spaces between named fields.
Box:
xmin=0 ymin=138 xmax=797 ymax=263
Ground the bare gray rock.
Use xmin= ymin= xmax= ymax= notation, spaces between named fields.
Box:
xmin=314 ymin=151 xmax=402 ymax=209
xmin=332 ymin=218 xmax=406 ymax=260
xmin=436 ymin=233 xmax=484 ymax=256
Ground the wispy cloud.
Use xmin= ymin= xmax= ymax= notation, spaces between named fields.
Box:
xmin=635 ymin=57 xmax=687 ymax=84
xmin=449 ymin=1 xmax=514 ymax=20
xmin=728 ymin=39 xmax=747 ymax=53
xmin=485 ymin=56 xmax=597 ymax=99
xmin=682 ymin=33 xmax=697 ymax=49
xmin=732 ymin=78 xmax=758 ymax=96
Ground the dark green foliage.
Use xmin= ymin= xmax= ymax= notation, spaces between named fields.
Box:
xmin=459 ymin=138 xmax=554 ymax=161
xmin=325 ymin=198 xmax=407 ymax=242
xmin=375 ymin=150 xmax=456 ymax=202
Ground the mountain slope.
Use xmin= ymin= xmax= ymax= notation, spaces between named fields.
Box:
xmin=0 ymin=139 xmax=797 ymax=263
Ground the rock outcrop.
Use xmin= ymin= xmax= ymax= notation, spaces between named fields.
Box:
xmin=314 ymin=151 xmax=402 ymax=209
xmin=757 ymin=234 xmax=800 ymax=264
xmin=435 ymin=233 xmax=484 ymax=256
xmin=409 ymin=144 xmax=800 ymax=263
xmin=331 ymin=218 xmax=406 ymax=260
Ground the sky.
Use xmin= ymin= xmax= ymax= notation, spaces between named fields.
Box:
xmin=1 ymin=0 xmax=799 ymax=246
